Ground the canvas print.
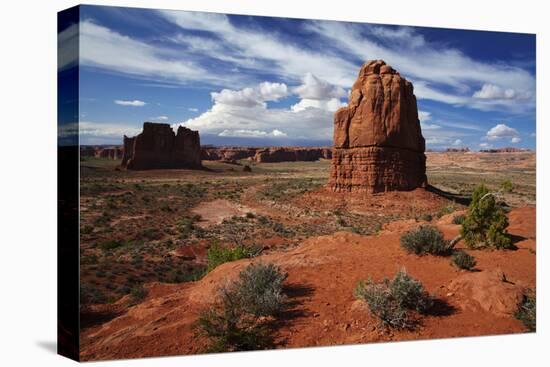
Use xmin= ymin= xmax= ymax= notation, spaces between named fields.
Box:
xmin=57 ymin=4 xmax=536 ymax=361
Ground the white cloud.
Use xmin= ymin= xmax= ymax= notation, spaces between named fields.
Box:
xmin=218 ymin=129 xmax=287 ymax=138
xmin=59 ymin=121 xmax=141 ymax=139
xmin=188 ymin=108 xmax=199 ymax=112
xmin=473 ymin=84 xmax=530 ymax=100
xmin=420 ymin=122 xmax=441 ymax=131
xmin=418 ymin=110 xmax=431 ymax=122
xmin=114 ymin=99 xmax=147 ymax=107
xmin=303 ymin=21 xmax=535 ymax=111
xmin=453 ymin=139 xmax=463 ymax=146
xmin=479 ymin=142 xmax=493 ymax=149
xmin=486 ymin=123 xmax=520 ymax=142
xmin=58 ymin=24 xmax=78 ymax=70
xmin=177 ymin=101 xmax=334 ymax=141
xmin=151 ymin=115 xmax=168 ymax=121
xmin=293 ymin=73 xmax=346 ymax=100
xmin=158 ymin=10 xmax=358 ymax=88
xmin=291 ymin=98 xmax=346 ymax=112
xmin=211 ymin=82 xmax=288 ymax=108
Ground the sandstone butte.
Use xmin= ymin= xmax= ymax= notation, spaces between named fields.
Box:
xmin=329 ymin=60 xmax=427 ymax=193
xmin=121 ymin=122 xmax=202 ymax=170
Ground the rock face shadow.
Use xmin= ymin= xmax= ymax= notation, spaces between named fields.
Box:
xmin=426 ymin=185 xmax=472 ymax=206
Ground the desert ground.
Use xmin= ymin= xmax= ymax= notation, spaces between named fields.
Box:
xmin=78 ymin=151 xmax=535 ymax=360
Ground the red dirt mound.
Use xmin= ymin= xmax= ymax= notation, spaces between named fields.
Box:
xmin=80 ymin=207 xmax=535 ymax=361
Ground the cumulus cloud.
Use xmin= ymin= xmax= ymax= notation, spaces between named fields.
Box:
xmin=151 ymin=115 xmax=168 ymax=121
xmin=479 ymin=142 xmax=493 ymax=149
xmin=177 ymin=101 xmax=334 ymax=141
xmin=114 ymin=99 xmax=147 ymax=107
xmin=291 ymin=98 xmax=345 ymax=112
xmin=453 ymin=139 xmax=463 ymax=146
xmin=473 ymin=84 xmax=530 ymax=100
xmin=212 ymin=82 xmax=288 ymax=108
xmin=218 ymin=129 xmax=287 ymax=138
xmin=486 ymin=123 xmax=520 ymax=142
xmin=188 ymin=108 xmax=199 ymax=112
xmin=293 ymin=73 xmax=346 ymax=100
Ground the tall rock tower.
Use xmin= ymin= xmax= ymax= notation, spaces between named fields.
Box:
xmin=328 ymin=60 xmax=427 ymax=193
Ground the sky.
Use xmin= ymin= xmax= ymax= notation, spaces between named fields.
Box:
xmin=58 ymin=5 xmax=536 ymax=149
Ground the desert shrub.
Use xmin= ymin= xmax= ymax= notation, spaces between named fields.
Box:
xmin=206 ymin=242 xmax=258 ymax=272
xmin=245 ymin=212 xmax=255 ymax=219
xmin=229 ymin=262 xmax=287 ymax=317
xmin=80 ymin=284 xmax=106 ymax=305
xmin=195 ymin=263 xmax=285 ymax=352
xmin=196 ymin=306 xmax=271 ymax=353
xmin=400 ymin=225 xmax=453 ymax=256
xmin=437 ymin=204 xmax=456 ymax=218
xmin=97 ymin=240 xmax=124 ymax=251
xmin=128 ymin=284 xmax=147 ymax=305
xmin=451 ymin=250 xmax=477 ymax=270
xmin=420 ymin=213 xmax=433 ymax=222
xmin=515 ymin=291 xmax=536 ymax=332
xmin=354 ymin=269 xmax=433 ymax=329
xmin=81 ymin=225 xmax=94 ymax=235
xmin=452 ymin=214 xmax=465 ymax=225
xmin=501 ymin=179 xmax=514 ymax=193
xmin=461 ymin=184 xmax=512 ymax=249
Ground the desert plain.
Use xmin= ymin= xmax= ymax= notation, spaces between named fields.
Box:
xmin=78 ymin=149 xmax=535 ymax=360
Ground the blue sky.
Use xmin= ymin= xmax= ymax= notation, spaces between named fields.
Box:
xmin=58 ymin=5 xmax=536 ymax=149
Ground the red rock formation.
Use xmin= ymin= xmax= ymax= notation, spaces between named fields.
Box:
xmin=329 ymin=60 xmax=427 ymax=193
xmin=122 ymin=122 xmax=202 ymax=170
xmin=200 ymin=147 xmax=259 ymax=162
xmin=480 ymin=147 xmax=529 ymax=153
xmin=95 ymin=147 xmax=123 ymax=159
xmin=200 ymin=146 xmax=332 ymax=163
xmin=446 ymin=147 xmax=470 ymax=152
xmin=252 ymin=147 xmax=332 ymax=163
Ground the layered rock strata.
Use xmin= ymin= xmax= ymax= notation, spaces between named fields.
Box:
xmin=329 ymin=60 xmax=427 ymax=193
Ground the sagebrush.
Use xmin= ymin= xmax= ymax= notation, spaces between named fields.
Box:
xmin=354 ymin=269 xmax=433 ymax=329
xmin=196 ymin=262 xmax=287 ymax=352
xmin=400 ymin=225 xmax=453 ymax=256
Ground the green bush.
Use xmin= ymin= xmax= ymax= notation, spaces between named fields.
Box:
xmin=128 ymin=284 xmax=147 ymax=305
xmin=229 ymin=263 xmax=287 ymax=317
xmin=206 ymin=241 xmax=258 ymax=272
xmin=420 ymin=213 xmax=433 ymax=222
xmin=451 ymin=250 xmax=477 ymax=270
xmin=452 ymin=214 xmax=465 ymax=225
xmin=501 ymin=179 xmax=514 ymax=193
xmin=195 ymin=263 xmax=285 ymax=352
xmin=515 ymin=291 xmax=536 ymax=332
xmin=80 ymin=284 xmax=106 ymax=306
xmin=461 ymin=184 xmax=512 ymax=249
xmin=354 ymin=269 xmax=433 ymax=329
xmin=97 ymin=240 xmax=124 ymax=251
xmin=400 ymin=225 xmax=453 ymax=256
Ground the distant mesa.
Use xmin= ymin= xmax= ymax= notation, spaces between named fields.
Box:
xmin=446 ymin=147 xmax=470 ymax=153
xmin=329 ymin=60 xmax=427 ymax=193
xmin=479 ymin=147 xmax=530 ymax=153
xmin=80 ymin=146 xmax=122 ymax=159
xmin=253 ymin=147 xmax=332 ymax=163
xmin=200 ymin=146 xmax=332 ymax=164
xmin=121 ymin=122 xmax=202 ymax=170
